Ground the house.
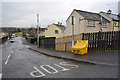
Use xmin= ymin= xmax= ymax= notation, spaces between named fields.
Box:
xmin=63 ymin=9 xmax=111 ymax=36
xmin=45 ymin=22 xmax=66 ymax=38
xmin=38 ymin=28 xmax=46 ymax=36
xmin=100 ymin=10 xmax=120 ymax=31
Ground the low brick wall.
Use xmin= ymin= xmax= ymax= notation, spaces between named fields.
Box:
xmin=56 ymin=34 xmax=82 ymax=51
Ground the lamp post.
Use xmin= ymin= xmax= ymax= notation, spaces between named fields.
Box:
xmin=72 ymin=16 xmax=74 ymax=47
xmin=37 ymin=14 xmax=40 ymax=47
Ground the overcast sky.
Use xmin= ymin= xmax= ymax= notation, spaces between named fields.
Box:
xmin=1 ymin=0 xmax=120 ymax=28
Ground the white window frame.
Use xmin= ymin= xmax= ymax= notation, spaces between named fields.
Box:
xmin=102 ymin=23 xmax=107 ymax=28
xmin=88 ymin=20 xmax=95 ymax=26
xmin=55 ymin=30 xmax=59 ymax=34
xmin=114 ymin=22 xmax=119 ymax=27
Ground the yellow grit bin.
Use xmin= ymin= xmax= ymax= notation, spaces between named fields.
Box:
xmin=71 ymin=40 xmax=88 ymax=55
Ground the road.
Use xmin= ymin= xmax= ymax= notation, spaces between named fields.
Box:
xmin=0 ymin=43 xmax=2 ymax=79
xmin=1 ymin=37 xmax=118 ymax=78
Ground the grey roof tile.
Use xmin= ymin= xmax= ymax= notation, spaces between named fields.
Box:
xmin=104 ymin=12 xmax=120 ymax=21
xmin=75 ymin=9 xmax=109 ymax=23
xmin=53 ymin=24 xmax=66 ymax=30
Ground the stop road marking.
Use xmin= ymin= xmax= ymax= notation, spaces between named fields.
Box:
xmin=30 ymin=62 xmax=79 ymax=78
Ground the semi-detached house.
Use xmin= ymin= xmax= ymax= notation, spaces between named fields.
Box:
xmin=63 ymin=9 xmax=119 ymax=37
xmin=100 ymin=10 xmax=120 ymax=31
xmin=45 ymin=22 xmax=66 ymax=38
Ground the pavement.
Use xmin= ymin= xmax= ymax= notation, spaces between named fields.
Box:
xmin=24 ymin=38 xmax=119 ymax=66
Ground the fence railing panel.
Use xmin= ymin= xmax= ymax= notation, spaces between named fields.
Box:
xmin=82 ymin=31 xmax=120 ymax=51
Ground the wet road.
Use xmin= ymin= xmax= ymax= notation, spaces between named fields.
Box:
xmin=2 ymin=37 xmax=118 ymax=78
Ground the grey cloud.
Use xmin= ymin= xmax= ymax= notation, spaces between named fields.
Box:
xmin=2 ymin=1 xmax=119 ymax=28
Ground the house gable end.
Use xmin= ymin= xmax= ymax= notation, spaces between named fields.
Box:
xmin=66 ymin=9 xmax=84 ymax=22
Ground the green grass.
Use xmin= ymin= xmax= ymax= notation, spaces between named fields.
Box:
xmin=15 ymin=33 xmax=23 ymax=36
xmin=105 ymin=50 xmax=120 ymax=52
xmin=39 ymin=37 xmax=55 ymax=39
xmin=27 ymin=37 xmax=37 ymax=39
xmin=88 ymin=49 xmax=120 ymax=53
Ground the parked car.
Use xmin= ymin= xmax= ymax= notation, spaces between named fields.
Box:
xmin=11 ymin=36 xmax=14 ymax=38
xmin=10 ymin=40 xmax=15 ymax=43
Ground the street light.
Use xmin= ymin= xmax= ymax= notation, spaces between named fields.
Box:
xmin=37 ymin=14 xmax=40 ymax=47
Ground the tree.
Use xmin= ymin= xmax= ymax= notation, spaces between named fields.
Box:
xmin=17 ymin=28 xmax=21 ymax=32
xmin=28 ymin=27 xmax=37 ymax=37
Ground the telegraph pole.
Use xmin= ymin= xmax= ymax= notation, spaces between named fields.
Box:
xmin=37 ymin=14 xmax=40 ymax=47
xmin=72 ymin=16 xmax=74 ymax=47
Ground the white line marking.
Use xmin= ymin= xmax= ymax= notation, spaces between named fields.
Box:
xmin=30 ymin=67 xmax=45 ymax=78
xmin=25 ymin=45 xmax=31 ymax=48
xmin=8 ymin=55 xmax=11 ymax=59
xmin=5 ymin=55 xmax=11 ymax=65
xmin=40 ymin=65 xmax=58 ymax=74
xmin=11 ymin=50 xmax=13 ymax=53
xmin=60 ymin=62 xmax=79 ymax=68
xmin=54 ymin=64 xmax=70 ymax=71
xmin=0 ymin=73 xmax=2 ymax=79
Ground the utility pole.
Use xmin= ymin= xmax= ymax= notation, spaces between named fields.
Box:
xmin=72 ymin=16 xmax=74 ymax=47
xmin=37 ymin=14 xmax=40 ymax=47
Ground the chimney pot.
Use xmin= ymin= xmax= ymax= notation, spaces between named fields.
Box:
xmin=58 ymin=22 xmax=62 ymax=26
xmin=107 ymin=9 xmax=112 ymax=14
xmin=118 ymin=13 xmax=120 ymax=16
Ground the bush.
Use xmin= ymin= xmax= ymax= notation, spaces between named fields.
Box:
xmin=27 ymin=37 xmax=37 ymax=39
xmin=15 ymin=33 xmax=23 ymax=36
xmin=2 ymin=36 xmax=8 ymax=43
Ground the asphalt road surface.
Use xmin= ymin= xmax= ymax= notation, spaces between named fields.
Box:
xmin=0 ymin=43 xmax=2 ymax=79
xmin=1 ymin=37 xmax=118 ymax=78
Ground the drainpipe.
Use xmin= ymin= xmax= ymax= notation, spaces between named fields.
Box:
xmin=100 ymin=16 xmax=102 ymax=32
xmin=113 ymin=22 xmax=114 ymax=31
xmin=72 ymin=16 xmax=74 ymax=47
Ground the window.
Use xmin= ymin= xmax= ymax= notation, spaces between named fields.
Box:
xmin=102 ymin=23 xmax=107 ymax=27
xmin=88 ymin=20 xmax=95 ymax=26
xmin=55 ymin=30 xmax=59 ymax=34
xmin=114 ymin=22 xmax=119 ymax=27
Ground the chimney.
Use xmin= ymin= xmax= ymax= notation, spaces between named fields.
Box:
xmin=107 ymin=9 xmax=112 ymax=14
xmin=58 ymin=22 xmax=62 ymax=26
xmin=119 ymin=13 xmax=120 ymax=16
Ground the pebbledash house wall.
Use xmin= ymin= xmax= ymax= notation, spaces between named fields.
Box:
xmin=63 ymin=10 xmax=85 ymax=36
xmin=45 ymin=24 xmax=64 ymax=38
